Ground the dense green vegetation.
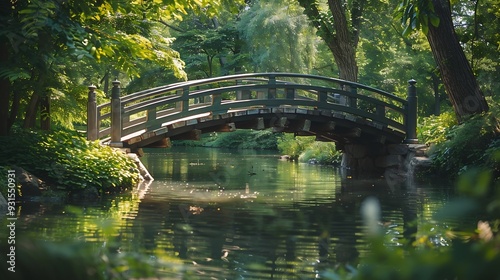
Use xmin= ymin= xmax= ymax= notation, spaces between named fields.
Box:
xmin=174 ymin=129 xmax=280 ymax=150
xmin=0 ymin=128 xmax=140 ymax=197
xmin=277 ymin=133 xmax=343 ymax=165
xmin=419 ymin=102 xmax=500 ymax=178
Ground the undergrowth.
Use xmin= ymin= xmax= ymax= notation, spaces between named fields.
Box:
xmin=425 ymin=103 xmax=500 ymax=177
xmin=0 ymin=128 xmax=140 ymax=196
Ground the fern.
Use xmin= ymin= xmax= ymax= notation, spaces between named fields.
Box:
xmin=0 ymin=67 xmax=30 ymax=81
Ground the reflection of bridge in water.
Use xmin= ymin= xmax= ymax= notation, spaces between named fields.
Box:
xmin=87 ymin=73 xmax=418 ymax=173
xmin=130 ymin=156 xmax=419 ymax=279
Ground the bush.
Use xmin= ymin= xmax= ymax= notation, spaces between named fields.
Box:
xmin=298 ymin=141 xmax=342 ymax=165
xmin=0 ymin=128 xmax=140 ymax=195
xmin=277 ymin=134 xmax=316 ymax=160
xmin=278 ymin=134 xmax=342 ymax=165
xmin=428 ymin=104 xmax=500 ymax=176
xmin=418 ymin=111 xmax=457 ymax=145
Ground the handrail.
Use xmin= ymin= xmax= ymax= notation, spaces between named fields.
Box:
xmin=86 ymin=73 xmax=417 ymax=146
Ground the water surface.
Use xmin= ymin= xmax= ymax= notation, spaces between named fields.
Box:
xmin=6 ymin=147 xmax=458 ymax=279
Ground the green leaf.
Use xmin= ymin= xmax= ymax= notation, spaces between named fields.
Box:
xmin=429 ymin=14 xmax=440 ymax=27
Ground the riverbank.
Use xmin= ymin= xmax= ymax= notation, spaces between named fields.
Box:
xmin=0 ymin=128 xmax=145 ymax=200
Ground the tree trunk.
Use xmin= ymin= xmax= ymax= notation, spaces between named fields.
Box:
xmin=298 ymin=0 xmax=360 ymax=82
xmin=0 ymin=41 xmax=10 ymax=136
xmin=327 ymin=0 xmax=358 ymax=82
xmin=427 ymin=0 xmax=488 ymax=121
xmin=40 ymin=92 xmax=50 ymax=130
xmin=23 ymin=92 xmax=40 ymax=129
xmin=0 ymin=0 xmax=12 ymax=135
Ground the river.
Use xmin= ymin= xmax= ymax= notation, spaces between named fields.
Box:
xmin=6 ymin=147 xmax=458 ymax=279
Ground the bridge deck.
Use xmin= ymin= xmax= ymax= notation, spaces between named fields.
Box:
xmin=87 ymin=73 xmax=417 ymax=150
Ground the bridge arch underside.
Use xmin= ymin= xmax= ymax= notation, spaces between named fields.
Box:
xmin=120 ymin=108 xmax=405 ymax=151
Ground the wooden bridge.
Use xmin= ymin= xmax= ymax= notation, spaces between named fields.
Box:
xmin=87 ymin=73 xmax=418 ymax=151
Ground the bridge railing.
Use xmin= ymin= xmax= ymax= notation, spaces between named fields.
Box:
xmin=87 ymin=73 xmax=417 ymax=146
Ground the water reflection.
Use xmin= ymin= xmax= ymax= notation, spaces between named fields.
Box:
xmin=7 ymin=147 xmax=456 ymax=279
xmin=135 ymin=147 xmax=454 ymax=278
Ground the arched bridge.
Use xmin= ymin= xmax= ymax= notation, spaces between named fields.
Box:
xmin=86 ymin=73 xmax=418 ymax=151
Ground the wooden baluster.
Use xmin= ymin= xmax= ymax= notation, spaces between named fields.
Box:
xmin=110 ymin=79 xmax=123 ymax=147
xmin=87 ymin=84 xmax=98 ymax=141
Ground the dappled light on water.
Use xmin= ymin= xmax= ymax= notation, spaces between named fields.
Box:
xmin=4 ymin=147 xmax=460 ymax=279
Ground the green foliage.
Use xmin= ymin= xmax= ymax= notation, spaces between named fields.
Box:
xmin=277 ymin=134 xmax=316 ymax=159
xmin=298 ymin=141 xmax=342 ymax=165
xmin=277 ymin=134 xmax=342 ymax=165
xmin=238 ymin=0 xmax=319 ymax=73
xmin=428 ymin=104 xmax=500 ymax=176
xmin=0 ymin=128 xmax=140 ymax=195
xmin=175 ymin=129 xmax=281 ymax=150
xmin=0 ymin=166 xmax=9 ymax=199
xmin=418 ymin=110 xmax=457 ymax=145
xmin=396 ymin=0 xmax=441 ymax=36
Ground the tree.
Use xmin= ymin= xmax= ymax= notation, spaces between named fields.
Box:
xmin=397 ymin=0 xmax=489 ymax=121
xmin=358 ymin=0 xmax=440 ymax=116
xmin=297 ymin=0 xmax=364 ymax=82
xmin=452 ymin=0 xmax=500 ymax=99
xmin=238 ymin=0 xmax=320 ymax=74
xmin=0 ymin=0 xmax=243 ymax=135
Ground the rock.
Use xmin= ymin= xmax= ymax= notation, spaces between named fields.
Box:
xmin=409 ymin=156 xmax=432 ymax=172
xmin=387 ymin=144 xmax=409 ymax=155
xmin=409 ymin=144 xmax=429 ymax=157
xmin=14 ymin=166 xmax=44 ymax=196
xmin=375 ymin=155 xmax=403 ymax=168
xmin=308 ymin=158 xmax=319 ymax=164
xmin=279 ymin=155 xmax=292 ymax=160
xmin=127 ymin=153 xmax=153 ymax=181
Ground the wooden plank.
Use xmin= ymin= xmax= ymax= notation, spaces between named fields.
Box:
xmin=145 ymin=138 xmax=172 ymax=148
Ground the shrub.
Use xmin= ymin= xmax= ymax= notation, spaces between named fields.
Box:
xmin=428 ymin=104 xmax=500 ymax=176
xmin=278 ymin=134 xmax=342 ymax=165
xmin=277 ymin=134 xmax=316 ymax=160
xmin=418 ymin=110 xmax=457 ymax=145
xmin=0 ymin=128 xmax=140 ymax=195
xmin=298 ymin=141 xmax=342 ymax=165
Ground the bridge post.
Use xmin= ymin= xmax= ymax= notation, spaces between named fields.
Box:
xmin=405 ymin=79 xmax=418 ymax=144
xmin=182 ymin=87 xmax=190 ymax=112
xmin=349 ymin=85 xmax=357 ymax=108
xmin=110 ymin=79 xmax=123 ymax=147
xmin=268 ymin=75 xmax=276 ymax=99
xmin=87 ymin=84 xmax=98 ymax=141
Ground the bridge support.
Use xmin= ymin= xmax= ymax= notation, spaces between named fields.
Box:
xmin=110 ymin=80 xmax=123 ymax=147
xmin=341 ymin=143 xmax=427 ymax=185
xmin=87 ymin=85 xmax=98 ymax=141
xmin=405 ymin=79 xmax=418 ymax=144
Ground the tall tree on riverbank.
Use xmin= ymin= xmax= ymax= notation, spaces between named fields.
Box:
xmin=297 ymin=0 xmax=363 ymax=82
xmin=397 ymin=0 xmax=489 ymax=121
xmin=0 ymin=0 xmax=243 ymax=135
